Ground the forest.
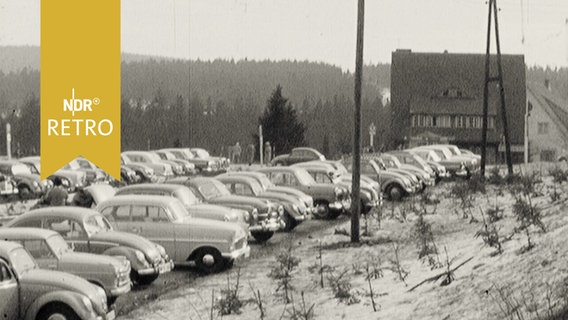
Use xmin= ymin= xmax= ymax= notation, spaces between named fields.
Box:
xmin=0 ymin=46 xmax=566 ymax=160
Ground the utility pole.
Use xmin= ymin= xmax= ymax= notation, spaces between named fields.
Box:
xmin=351 ymin=0 xmax=364 ymax=243
xmin=481 ymin=0 xmax=513 ymax=176
xmin=6 ymin=123 xmax=11 ymax=160
xmin=259 ymin=125 xmax=263 ymax=165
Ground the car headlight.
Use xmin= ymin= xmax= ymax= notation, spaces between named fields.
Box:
xmin=155 ymin=244 xmax=166 ymax=257
xmin=292 ymin=204 xmax=299 ymax=213
xmin=251 ymin=208 xmax=259 ymax=221
xmin=134 ymin=250 xmax=148 ymax=265
xmin=334 ymin=187 xmax=341 ymax=196
xmin=277 ymin=205 xmax=284 ymax=216
xmin=243 ymin=210 xmax=250 ymax=223
xmin=207 ymin=161 xmax=215 ymax=167
xmin=33 ymin=181 xmax=39 ymax=187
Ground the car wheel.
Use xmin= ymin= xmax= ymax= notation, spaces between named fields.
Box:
xmin=387 ymin=185 xmax=403 ymax=202
xmin=280 ymin=213 xmax=297 ymax=231
xmin=130 ymin=270 xmax=159 ymax=286
xmin=37 ymin=303 xmax=80 ymax=320
xmin=312 ymin=201 xmax=332 ymax=219
xmin=251 ymin=231 xmax=274 ymax=243
xmin=18 ymin=185 xmax=33 ymax=200
xmin=194 ymin=247 xmax=225 ymax=274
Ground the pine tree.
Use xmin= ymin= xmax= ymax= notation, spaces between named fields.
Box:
xmin=258 ymin=85 xmax=306 ymax=156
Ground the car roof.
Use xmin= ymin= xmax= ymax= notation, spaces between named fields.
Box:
xmin=11 ymin=207 xmax=98 ymax=222
xmin=117 ymin=183 xmax=186 ymax=193
xmin=216 ymin=175 xmax=258 ymax=184
xmin=0 ymin=228 xmax=57 ymax=240
xmin=99 ymin=194 xmax=181 ymax=207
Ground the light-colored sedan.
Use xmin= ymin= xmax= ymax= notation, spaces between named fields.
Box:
xmin=0 ymin=228 xmax=131 ymax=304
xmin=97 ymin=195 xmax=250 ymax=274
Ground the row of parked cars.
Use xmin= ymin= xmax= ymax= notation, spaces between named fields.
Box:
xmin=0 ymin=144 xmax=479 ymax=319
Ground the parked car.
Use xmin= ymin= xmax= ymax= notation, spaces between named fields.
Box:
xmin=271 ymin=147 xmax=326 ymax=166
xmin=121 ymin=154 xmax=156 ymax=183
xmin=0 ymin=160 xmax=48 ymax=199
xmin=0 ymin=228 xmax=131 ymax=304
xmin=190 ymin=148 xmax=230 ymax=173
xmin=4 ymin=207 xmax=173 ymax=286
xmin=154 ymin=150 xmax=197 ymax=175
xmin=257 ymin=166 xmax=350 ymax=220
xmin=122 ymin=151 xmax=174 ymax=179
xmin=342 ymin=158 xmax=416 ymax=201
xmin=388 ymin=151 xmax=448 ymax=184
xmin=217 ymin=171 xmax=316 ymax=215
xmin=292 ymin=162 xmax=380 ymax=214
xmin=120 ymin=165 xmax=140 ymax=185
xmin=459 ymin=148 xmax=482 ymax=161
xmin=409 ymin=147 xmax=470 ymax=178
xmin=160 ymin=148 xmax=218 ymax=175
xmin=215 ymin=174 xmax=309 ymax=230
xmin=115 ymin=183 xmax=248 ymax=225
xmin=0 ymin=240 xmax=114 ymax=320
xmin=170 ymin=177 xmax=283 ymax=242
xmin=97 ymin=195 xmax=250 ymax=274
xmin=149 ymin=151 xmax=185 ymax=176
xmin=20 ymin=156 xmax=87 ymax=192
xmin=433 ymin=144 xmax=480 ymax=172
xmin=316 ymin=160 xmax=382 ymax=197
xmin=375 ymin=154 xmax=435 ymax=191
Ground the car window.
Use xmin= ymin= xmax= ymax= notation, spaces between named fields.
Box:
xmin=114 ymin=205 xmax=131 ymax=221
xmin=14 ymin=219 xmax=41 ymax=228
xmin=23 ymin=240 xmax=55 ymax=259
xmin=314 ymin=172 xmax=332 ymax=184
xmin=147 ymin=206 xmax=169 ymax=222
xmin=45 ymin=218 xmax=83 ymax=237
xmin=131 ymin=206 xmax=147 ymax=222
xmin=0 ymin=262 xmax=13 ymax=282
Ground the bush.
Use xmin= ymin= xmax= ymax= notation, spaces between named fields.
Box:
xmin=549 ymin=166 xmax=568 ymax=183
xmin=327 ymin=269 xmax=360 ymax=305
xmin=215 ymin=269 xmax=244 ymax=315
xmin=269 ymin=243 xmax=301 ymax=303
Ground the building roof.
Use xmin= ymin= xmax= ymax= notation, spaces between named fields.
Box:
xmin=527 ymin=82 xmax=568 ymax=140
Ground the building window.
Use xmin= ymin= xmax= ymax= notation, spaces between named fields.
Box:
xmin=537 ymin=122 xmax=549 ymax=135
xmin=438 ymin=115 xmax=452 ymax=128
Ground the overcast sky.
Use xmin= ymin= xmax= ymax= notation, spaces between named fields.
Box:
xmin=1 ymin=0 xmax=567 ymax=70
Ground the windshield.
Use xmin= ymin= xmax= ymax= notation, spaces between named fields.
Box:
xmin=168 ymin=200 xmax=190 ymax=220
xmin=248 ymin=180 xmax=264 ymax=195
xmin=46 ymin=234 xmax=71 ymax=256
xmin=198 ymin=180 xmax=230 ymax=200
xmin=254 ymin=174 xmax=274 ymax=190
xmin=10 ymin=247 xmax=37 ymax=276
xmin=173 ymin=188 xmax=200 ymax=206
xmin=295 ymin=169 xmax=316 ymax=185
xmin=431 ymin=149 xmax=447 ymax=160
xmin=3 ymin=164 xmax=32 ymax=175
xmin=84 ymin=214 xmax=113 ymax=234
xmin=192 ymin=149 xmax=210 ymax=158
xmin=332 ymin=162 xmax=349 ymax=175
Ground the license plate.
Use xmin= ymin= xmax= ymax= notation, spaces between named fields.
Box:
xmin=158 ymin=263 xmax=170 ymax=274
xmin=106 ymin=310 xmax=116 ymax=320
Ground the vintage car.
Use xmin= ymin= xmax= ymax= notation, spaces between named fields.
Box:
xmin=343 ymin=158 xmax=416 ymax=201
xmin=271 ymin=147 xmax=326 ymax=166
xmin=97 ymin=195 xmax=250 ymax=274
xmin=146 ymin=151 xmax=184 ymax=176
xmin=315 ymin=160 xmax=382 ymax=197
xmin=409 ymin=147 xmax=470 ymax=178
xmin=120 ymin=165 xmax=140 ymax=185
xmin=432 ymin=144 xmax=480 ymax=171
xmin=375 ymin=154 xmax=435 ymax=191
xmin=0 ymin=228 xmax=131 ymax=304
xmin=4 ymin=207 xmax=173 ymax=286
xmin=121 ymin=154 xmax=156 ymax=183
xmin=0 ymin=240 xmax=113 ymax=320
xmin=154 ymin=150 xmax=197 ymax=176
xmin=170 ymin=177 xmax=283 ymax=242
xmin=160 ymin=148 xmax=218 ymax=175
xmin=215 ymin=174 xmax=309 ymax=231
xmin=20 ymin=156 xmax=86 ymax=192
xmin=257 ymin=166 xmax=350 ymax=220
xmin=387 ymin=151 xmax=447 ymax=184
xmin=122 ymin=151 xmax=174 ymax=178
xmin=190 ymin=148 xmax=230 ymax=173
xmin=459 ymin=148 xmax=482 ymax=161
xmin=0 ymin=172 xmax=18 ymax=200
xmin=0 ymin=160 xmax=49 ymax=199
xmin=217 ymin=171 xmax=316 ymax=214
xmin=291 ymin=162 xmax=381 ymax=214
xmin=115 ymin=183 xmax=247 ymax=225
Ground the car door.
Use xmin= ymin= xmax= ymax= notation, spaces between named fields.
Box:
xmin=0 ymin=260 xmax=18 ymax=320
xmin=129 ymin=205 xmax=176 ymax=259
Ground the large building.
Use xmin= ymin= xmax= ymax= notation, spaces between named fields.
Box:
xmin=526 ymin=81 xmax=568 ymax=162
xmin=390 ymin=50 xmax=526 ymax=163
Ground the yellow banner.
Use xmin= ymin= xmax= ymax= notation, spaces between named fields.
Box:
xmin=41 ymin=0 xmax=120 ymax=180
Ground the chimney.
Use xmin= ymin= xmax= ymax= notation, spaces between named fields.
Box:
xmin=544 ymin=79 xmax=552 ymax=91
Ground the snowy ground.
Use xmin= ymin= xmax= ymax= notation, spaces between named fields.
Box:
xmin=117 ymin=163 xmax=568 ymax=320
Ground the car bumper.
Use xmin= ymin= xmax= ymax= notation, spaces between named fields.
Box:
xmin=109 ymin=283 xmax=132 ymax=297
xmin=454 ymin=168 xmax=470 ymax=177
xmin=96 ymin=310 xmax=116 ymax=320
xmin=137 ymin=259 xmax=173 ymax=275
xmin=328 ymin=201 xmax=343 ymax=211
xmin=222 ymin=244 xmax=251 ymax=261
xmin=249 ymin=219 xmax=281 ymax=232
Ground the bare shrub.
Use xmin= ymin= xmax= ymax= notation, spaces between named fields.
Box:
xmin=475 ymin=209 xmax=503 ymax=255
xmin=286 ymin=292 xmax=315 ymax=320
xmin=327 ymin=269 xmax=360 ymax=305
xmin=249 ymin=283 xmax=266 ymax=320
xmin=388 ymin=243 xmax=409 ymax=285
xmin=512 ymin=195 xmax=546 ymax=253
xmin=307 ymin=241 xmax=333 ymax=288
xmin=214 ymin=268 xmax=243 ymax=316
xmin=269 ymin=242 xmax=301 ymax=303
xmin=549 ymin=166 xmax=568 ymax=184
xmin=487 ymin=166 xmax=505 ymax=185
xmin=413 ymin=213 xmax=438 ymax=261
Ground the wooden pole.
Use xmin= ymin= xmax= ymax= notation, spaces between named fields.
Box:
xmin=480 ymin=0 xmax=493 ymax=176
xmin=351 ymin=0 xmax=365 ymax=243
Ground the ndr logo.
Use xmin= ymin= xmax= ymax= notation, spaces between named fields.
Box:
xmin=63 ymin=88 xmax=100 ymax=116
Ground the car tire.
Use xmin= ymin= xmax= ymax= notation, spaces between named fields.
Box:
xmin=280 ymin=213 xmax=297 ymax=231
xmin=18 ymin=185 xmax=32 ymax=200
xmin=194 ymin=247 xmax=225 ymax=274
xmin=37 ymin=303 xmax=80 ymax=320
xmin=251 ymin=231 xmax=274 ymax=243
xmin=387 ymin=185 xmax=403 ymax=202
xmin=130 ymin=270 xmax=159 ymax=286
xmin=312 ymin=201 xmax=332 ymax=219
